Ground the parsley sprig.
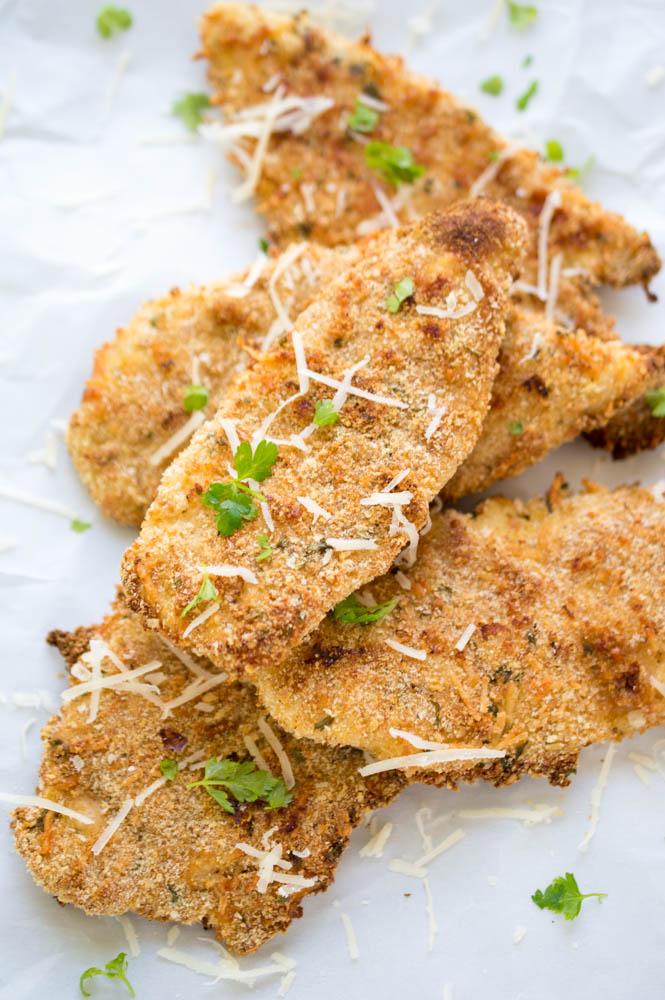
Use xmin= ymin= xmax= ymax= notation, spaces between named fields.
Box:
xmin=386 ymin=277 xmax=414 ymax=313
xmin=256 ymin=533 xmax=273 ymax=561
xmin=172 ymin=93 xmax=211 ymax=131
xmin=181 ymin=572 xmax=218 ymax=617
xmin=160 ymin=759 xmax=178 ymax=780
xmin=314 ymin=399 xmax=340 ymax=427
xmin=508 ymin=2 xmax=538 ymax=30
xmin=188 ymin=757 xmax=292 ymax=813
xmin=71 ymin=519 xmax=92 ymax=533
xmin=202 ymin=440 xmax=278 ymax=537
xmin=333 ymin=593 xmax=398 ymax=625
xmin=545 ymin=139 xmax=564 ymax=162
xmin=80 ymin=952 xmax=134 ymax=997
xmin=348 ymin=97 xmax=379 ymax=133
xmin=532 ymin=872 xmax=607 ymax=920
xmin=184 ymin=384 xmax=208 ymax=411
xmin=365 ymin=141 xmax=426 ymax=186
xmin=646 ymin=386 xmax=665 ymax=418
xmin=481 ymin=75 xmax=504 ymax=96
xmin=96 ymin=5 xmax=132 ymax=38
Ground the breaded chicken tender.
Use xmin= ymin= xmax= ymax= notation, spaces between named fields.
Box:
xmin=199 ymin=3 xmax=660 ymax=289
xmin=121 ymin=202 xmax=527 ymax=675
xmin=255 ymin=478 xmax=665 ymax=788
xmin=12 ymin=594 xmax=404 ymax=955
xmin=68 ymin=244 xmax=356 ymax=526
xmin=584 ymin=388 xmax=665 ymax=459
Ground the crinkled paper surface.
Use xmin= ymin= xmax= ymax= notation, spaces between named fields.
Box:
xmin=1 ymin=0 xmax=665 ymax=996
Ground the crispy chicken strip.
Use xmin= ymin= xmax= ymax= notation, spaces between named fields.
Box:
xmin=12 ymin=593 xmax=405 ymax=955
xmin=584 ymin=385 xmax=665 ymax=459
xmin=121 ymin=202 xmax=527 ymax=675
xmin=67 ymin=244 xmax=356 ymax=525
xmin=255 ymin=478 xmax=665 ymax=788
xmin=199 ymin=3 xmax=660 ymax=289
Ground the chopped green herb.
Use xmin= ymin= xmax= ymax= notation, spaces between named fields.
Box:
xmin=488 ymin=149 xmax=501 ymax=162
xmin=183 ymin=384 xmax=208 ymax=412
xmin=256 ymin=533 xmax=273 ymax=561
xmin=172 ymin=93 xmax=211 ymax=131
xmin=314 ymin=398 xmax=340 ymax=427
xmin=516 ymin=80 xmax=538 ymax=111
xmin=160 ymin=759 xmax=178 ymax=780
xmin=292 ymin=167 xmax=303 ymax=179
xmin=386 ymin=276 xmax=414 ymax=313
xmin=181 ymin=572 xmax=218 ymax=617
xmin=233 ymin=439 xmax=278 ymax=483
xmin=259 ymin=237 xmax=269 ymax=254
xmin=522 ymin=54 xmax=534 ymax=67
xmin=646 ymin=386 xmax=665 ymax=418
xmin=80 ymin=952 xmax=134 ymax=998
xmin=71 ymin=519 xmax=91 ymax=533
xmin=96 ymin=5 xmax=132 ymax=38
xmin=188 ymin=757 xmax=292 ymax=813
xmin=545 ymin=139 xmax=564 ymax=162
xmin=314 ymin=715 xmax=335 ymax=730
xmin=508 ymin=2 xmax=538 ymax=30
xmin=348 ymin=97 xmax=379 ymax=133
xmin=532 ymin=872 xmax=607 ymax=920
xmin=333 ymin=593 xmax=398 ymax=625
xmin=509 ymin=420 xmax=524 ymax=435
xmin=566 ymin=155 xmax=595 ymax=181
xmin=364 ymin=141 xmax=427 ymax=186
xmin=481 ymin=75 xmax=504 ymax=96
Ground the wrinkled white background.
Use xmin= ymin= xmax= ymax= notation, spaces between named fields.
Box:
xmin=1 ymin=0 xmax=665 ymax=997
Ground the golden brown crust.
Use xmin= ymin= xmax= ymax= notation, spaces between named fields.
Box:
xmin=67 ymin=245 xmax=356 ymax=526
xmin=200 ymin=3 xmax=660 ymax=289
xmin=255 ymin=479 xmax=665 ymax=788
xmin=121 ymin=202 xmax=526 ymax=676
xmin=584 ymin=387 xmax=665 ymax=459
xmin=12 ymin=594 xmax=404 ymax=955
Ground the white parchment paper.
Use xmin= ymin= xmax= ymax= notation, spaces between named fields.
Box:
xmin=1 ymin=0 xmax=665 ymax=996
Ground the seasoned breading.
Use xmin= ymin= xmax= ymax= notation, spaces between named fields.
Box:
xmin=121 ymin=202 xmax=527 ymax=675
xmin=67 ymin=244 xmax=356 ymax=526
xmin=444 ymin=302 xmax=665 ymax=500
xmin=585 ymin=388 xmax=665 ymax=459
xmin=199 ymin=3 xmax=660 ymax=289
xmin=255 ymin=478 xmax=665 ymax=789
xmin=12 ymin=594 xmax=405 ymax=955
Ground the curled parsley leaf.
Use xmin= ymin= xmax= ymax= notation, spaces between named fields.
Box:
xmin=160 ymin=759 xmax=178 ymax=780
xmin=184 ymin=384 xmax=208 ymax=411
xmin=348 ymin=97 xmax=379 ymax=133
xmin=202 ymin=440 xmax=278 ymax=537
xmin=188 ymin=757 xmax=292 ymax=813
xmin=181 ymin=572 xmax=218 ymax=617
xmin=314 ymin=399 xmax=340 ymax=427
xmin=364 ymin=141 xmax=426 ymax=186
xmin=233 ymin=439 xmax=278 ymax=482
xmin=71 ymin=519 xmax=92 ymax=533
xmin=172 ymin=93 xmax=211 ymax=131
xmin=386 ymin=277 xmax=414 ymax=313
xmin=96 ymin=5 xmax=132 ymax=38
xmin=646 ymin=386 xmax=665 ymax=418
xmin=481 ymin=75 xmax=504 ymax=96
xmin=545 ymin=139 xmax=564 ymax=162
xmin=508 ymin=2 xmax=538 ymax=30
xmin=80 ymin=952 xmax=134 ymax=997
xmin=333 ymin=593 xmax=398 ymax=625
xmin=509 ymin=420 xmax=524 ymax=435
xmin=256 ymin=533 xmax=273 ymax=561
xmin=532 ymin=872 xmax=607 ymax=920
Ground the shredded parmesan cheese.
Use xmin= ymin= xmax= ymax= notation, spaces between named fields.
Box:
xmin=359 ymin=746 xmax=505 ymax=776
xmin=425 ymin=393 xmax=447 ymax=442
xmin=206 ymin=564 xmax=258 ymax=585
xmin=545 ymin=251 xmax=563 ymax=321
xmin=225 ymin=253 xmax=267 ymax=298
xmin=296 ymin=496 xmax=332 ymax=522
xmin=182 ymin=601 xmax=220 ymax=639
xmin=415 ymin=828 xmax=466 ymax=867
xmin=537 ymin=189 xmax=562 ymax=300
xmin=340 ymin=913 xmax=359 ymax=960
xmin=389 ymin=728 xmax=448 ymax=751
xmin=385 ymin=638 xmax=427 ymax=661
xmin=117 ymin=915 xmax=140 ymax=957
xmin=325 ymin=537 xmax=378 ymax=551
xmin=415 ymin=300 xmax=477 ymax=321
xmin=149 ymin=410 xmax=205 ymax=466
xmin=423 ymin=877 xmax=437 ymax=951
xmin=161 ymin=672 xmax=226 ymax=715
xmin=359 ymin=820 xmax=393 ymax=858
xmin=0 ymin=792 xmax=93 ymax=824
xmin=458 ymin=805 xmax=562 ymax=826
xmin=91 ymin=798 xmax=133 ymax=855
xmin=469 ymin=145 xmax=514 ymax=197
xmin=388 ymin=858 xmax=428 ymax=878
xmin=257 ymin=717 xmax=295 ymax=789
xmin=359 ymin=491 xmax=413 ymax=507
xmin=578 ymin=742 xmax=615 ymax=852
xmin=455 ymin=624 xmax=476 ymax=651
xmin=243 ymin=734 xmax=271 ymax=772
xmin=465 ymin=269 xmax=484 ymax=301
xmin=0 ymin=484 xmax=79 ymax=520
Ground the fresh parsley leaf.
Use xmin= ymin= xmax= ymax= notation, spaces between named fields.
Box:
xmin=172 ymin=93 xmax=211 ymax=131
xmin=646 ymin=386 xmax=665 ymax=418
xmin=181 ymin=572 xmax=218 ymax=617
xmin=259 ymin=237 xmax=269 ymax=254
xmin=160 ymin=759 xmax=178 ymax=780
xmin=508 ymin=2 xmax=538 ymax=30
xmin=545 ymin=139 xmax=564 ymax=162
xmin=80 ymin=952 xmax=134 ymax=997
xmin=188 ymin=757 xmax=293 ymax=813
xmin=386 ymin=276 xmax=414 ymax=313
xmin=516 ymin=80 xmax=538 ymax=111
xmin=183 ymin=384 xmax=208 ymax=412
xmin=348 ymin=97 xmax=379 ymax=133
xmin=532 ymin=872 xmax=607 ymax=920
xmin=96 ymin=5 xmax=132 ymax=38
xmin=233 ymin=439 xmax=278 ymax=483
xmin=333 ymin=593 xmax=398 ymax=625
xmin=71 ymin=519 xmax=92 ymax=533
xmin=481 ymin=75 xmax=504 ymax=96
xmin=488 ymin=149 xmax=501 ymax=162
xmin=509 ymin=420 xmax=524 ymax=435
xmin=314 ymin=398 xmax=340 ymax=427
xmin=364 ymin=141 xmax=427 ymax=186
xmin=522 ymin=54 xmax=534 ymax=67
xmin=292 ymin=167 xmax=303 ymax=179
xmin=256 ymin=533 xmax=273 ymax=561
xmin=566 ymin=155 xmax=595 ymax=181
xmin=201 ymin=482 xmax=261 ymax=537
